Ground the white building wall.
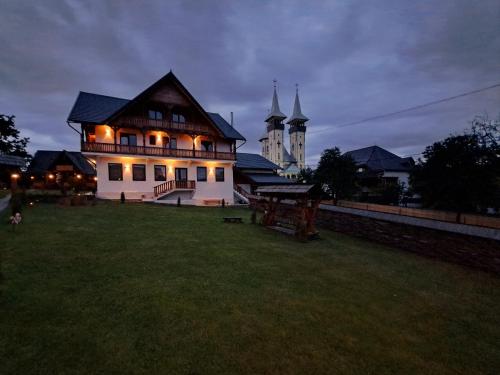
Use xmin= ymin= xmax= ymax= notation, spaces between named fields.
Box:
xmin=92 ymin=154 xmax=235 ymax=204
xmin=383 ymin=171 xmax=410 ymax=188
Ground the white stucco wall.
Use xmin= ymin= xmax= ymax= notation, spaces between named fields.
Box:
xmin=383 ymin=171 xmax=410 ymax=188
xmin=91 ymin=154 xmax=235 ymax=204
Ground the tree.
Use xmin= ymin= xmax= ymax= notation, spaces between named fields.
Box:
xmin=410 ymin=134 xmax=499 ymax=212
xmin=0 ymin=114 xmax=30 ymax=157
xmin=470 ymin=113 xmax=499 ymax=149
xmin=314 ymin=147 xmax=357 ymax=200
xmin=296 ymin=167 xmax=315 ymax=184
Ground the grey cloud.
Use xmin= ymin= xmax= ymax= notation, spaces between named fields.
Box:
xmin=0 ymin=0 xmax=499 ymax=164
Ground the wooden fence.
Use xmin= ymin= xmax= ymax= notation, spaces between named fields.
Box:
xmin=321 ymin=200 xmax=500 ymax=230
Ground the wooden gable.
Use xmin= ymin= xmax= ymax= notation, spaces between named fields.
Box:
xmin=107 ymin=72 xmax=224 ymax=137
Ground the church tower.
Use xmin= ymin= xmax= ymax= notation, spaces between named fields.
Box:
xmin=287 ymin=85 xmax=308 ymax=170
xmin=263 ymin=81 xmax=287 ymax=167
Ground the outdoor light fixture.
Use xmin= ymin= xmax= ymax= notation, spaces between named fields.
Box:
xmin=94 ymin=176 xmax=98 ymax=181
xmin=11 ymin=173 xmax=19 ymax=179
xmin=105 ymin=127 xmax=111 ymax=137
xmin=48 ymin=174 xmax=55 ymax=179
xmin=30 ymin=176 xmax=35 ymax=180
xmin=76 ymin=174 xmax=82 ymax=179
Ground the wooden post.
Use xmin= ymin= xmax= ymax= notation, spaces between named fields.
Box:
xmin=113 ymin=126 xmax=118 ymax=152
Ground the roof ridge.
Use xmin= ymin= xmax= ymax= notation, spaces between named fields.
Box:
xmin=79 ymin=91 xmax=130 ymax=101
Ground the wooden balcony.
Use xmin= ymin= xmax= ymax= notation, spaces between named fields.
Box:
xmin=116 ymin=116 xmax=211 ymax=134
xmin=82 ymin=142 xmax=236 ymax=161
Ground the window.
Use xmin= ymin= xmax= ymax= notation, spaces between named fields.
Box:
xmin=175 ymin=168 xmax=187 ymax=181
xmin=154 ymin=165 xmax=166 ymax=181
xmin=132 ymin=164 xmax=146 ymax=181
xmin=170 ymin=137 xmax=177 ymax=149
xmin=172 ymin=113 xmax=185 ymax=123
xmin=162 ymin=136 xmax=170 ymax=148
xmin=215 ymin=167 xmax=224 ymax=182
xmin=197 ymin=167 xmax=207 ymax=181
xmin=149 ymin=135 xmax=156 ymax=145
xmin=108 ymin=163 xmax=123 ymax=181
xmin=120 ymin=133 xmax=137 ymax=146
xmin=148 ymin=110 xmax=163 ymax=120
xmin=201 ymin=140 xmax=213 ymax=151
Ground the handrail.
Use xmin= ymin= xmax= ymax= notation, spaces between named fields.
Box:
xmin=117 ymin=117 xmax=211 ymax=134
xmin=154 ymin=180 xmax=196 ymax=197
xmin=82 ymin=142 xmax=236 ymax=161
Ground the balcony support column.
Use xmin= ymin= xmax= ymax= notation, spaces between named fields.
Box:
xmin=112 ymin=126 xmax=119 ymax=153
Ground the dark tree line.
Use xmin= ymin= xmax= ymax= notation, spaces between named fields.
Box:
xmin=0 ymin=114 xmax=30 ymax=158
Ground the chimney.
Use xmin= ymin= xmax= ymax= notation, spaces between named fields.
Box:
xmin=230 ymin=112 xmax=234 ymax=127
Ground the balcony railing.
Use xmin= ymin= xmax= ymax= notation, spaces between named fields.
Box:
xmin=82 ymin=142 xmax=236 ymax=161
xmin=154 ymin=180 xmax=196 ymax=197
xmin=117 ymin=117 xmax=210 ymax=134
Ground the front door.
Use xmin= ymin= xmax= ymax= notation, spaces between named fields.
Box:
xmin=175 ymin=168 xmax=188 ymax=181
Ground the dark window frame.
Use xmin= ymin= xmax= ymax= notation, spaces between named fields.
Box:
xmin=172 ymin=113 xmax=186 ymax=123
xmin=149 ymin=135 xmax=156 ymax=145
xmin=197 ymin=166 xmax=207 ymax=182
xmin=175 ymin=168 xmax=188 ymax=181
xmin=120 ymin=132 xmax=137 ymax=146
xmin=108 ymin=163 xmax=123 ymax=181
xmin=148 ymin=110 xmax=163 ymax=120
xmin=170 ymin=137 xmax=177 ymax=149
xmin=132 ymin=164 xmax=146 ymax=181
xmin=215 ymin=167 xmax=224 ymax=182
xmin=154 ymin=165 xmax=166 ymax=181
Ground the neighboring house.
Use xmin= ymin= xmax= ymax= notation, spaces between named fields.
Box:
xmin=28 ymin=150 xmax=96 ymax=189
xmin=344 ymin=145 xmax=414 ymax=201
xmin=234 ymin=152 xmax=294 ymax=196
xmin=259 ymin=84 xmax=308 ymax=178
xmin=0 ymin=153 xmax=26 ymax=187
xmin=67 ymin=71 xmax=245 ymax=204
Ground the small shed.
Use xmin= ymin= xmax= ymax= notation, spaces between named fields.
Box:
xmin=255 ymin=184 xmax=321 ymax=240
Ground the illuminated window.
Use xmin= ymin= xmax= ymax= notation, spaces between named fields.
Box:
xmin=108 ymin=163 xmax=122 ymax=181
xmin=215 ymin=167 xmax=224 ymax=182
xmin=154 ymin=165 xmax=166 ymax=181
xmin=197 ymin=167 xmax=207 ymax=181
xmin=132 ymin=164 xmax=146 ymax=181
xmin=162 ymin=136 xmax=170 ymax=148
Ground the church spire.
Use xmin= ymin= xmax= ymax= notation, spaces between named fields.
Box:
xmin=287 ymin=84 xmax=309 ymax=124
xmin=265 ymin=80 xmax=286 ymax=122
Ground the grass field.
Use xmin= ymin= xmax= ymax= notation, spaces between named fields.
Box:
xmin=1 ymin=202 xmax=499 ymax=374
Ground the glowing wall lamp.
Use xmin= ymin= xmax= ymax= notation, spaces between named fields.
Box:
xmin=48 ymin=174 xmax=55 ymax=179
xmin=76 ymin=174 xmax=82 ymax=179
xmin=11 ymin=173 xmax=19 ymax=179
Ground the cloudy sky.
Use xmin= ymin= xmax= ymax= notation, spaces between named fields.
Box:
xmin=1 ymin=0 xmax=499 ymax=165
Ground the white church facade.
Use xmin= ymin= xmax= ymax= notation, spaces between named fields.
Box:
xmin=259 ymin=83 xmax=309 ymax=179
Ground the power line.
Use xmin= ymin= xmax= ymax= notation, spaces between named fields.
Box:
xmin=310 ymin=83 xmax=500 ymax=135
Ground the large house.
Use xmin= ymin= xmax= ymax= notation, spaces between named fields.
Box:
xmin=344 ymin=145 xmax=414 ymax=202
xmin=67 ymin=71 xmax=245 ymax=204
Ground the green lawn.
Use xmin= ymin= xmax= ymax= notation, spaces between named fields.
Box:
xmin=1 ymin=202 xmax=499 ymax=374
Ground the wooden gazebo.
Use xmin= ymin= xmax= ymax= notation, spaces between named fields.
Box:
xmin=254 ymin=184 xmax=321 ymax=240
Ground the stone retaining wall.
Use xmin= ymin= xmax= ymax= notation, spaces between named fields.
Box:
xmin=316 ymin=208 xmax=500 ymax=275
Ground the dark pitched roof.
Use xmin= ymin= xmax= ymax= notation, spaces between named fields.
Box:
xmin=67 ymin=92 xmax=129 ymax=124
xmin=245 ymin=173 xmax=295 ymax=184
xmin=0 ymin=153 xmax=26 ymax=167
xmin=67 ymin=72 xmax=246 ymax=141
xmin=236 ymin=153 xmax=280 ymax=170
xmin=206 ymin=113 xmax=245 ymax=140
xmin=283 ymin=147 xmax=297 ymax=163
xmin=344 ymin=145 xmax=414 ymax=172
xmin=28 ymin=150 xmax=95 ymax=175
